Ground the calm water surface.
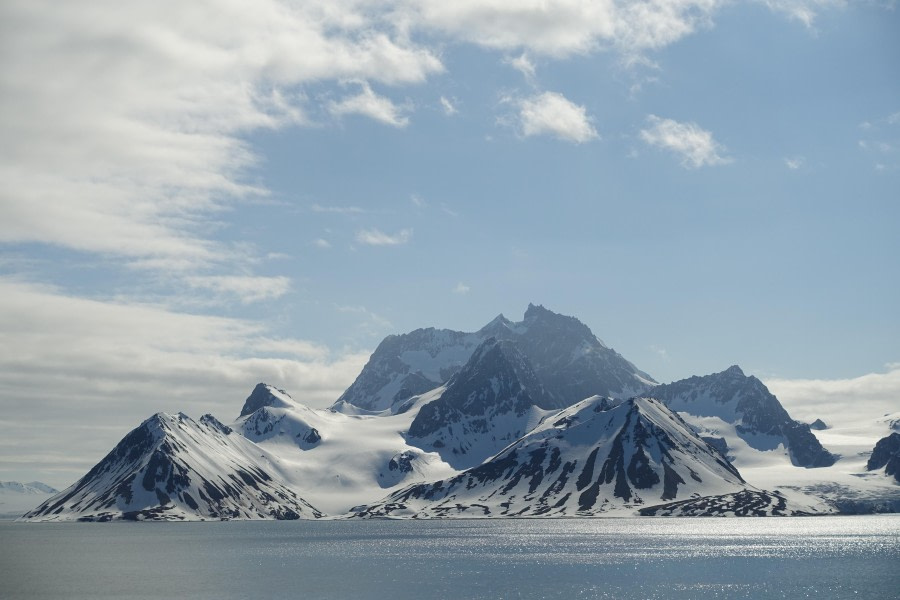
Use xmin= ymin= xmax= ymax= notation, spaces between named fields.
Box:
xmin=1 ymin=516 xmax=898 ymax=599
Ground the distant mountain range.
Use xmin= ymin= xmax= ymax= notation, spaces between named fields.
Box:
xmin=22 ymin=305 xmax=900 ymax=521
xmin=0 ymin=481 xmax=58 ymax=519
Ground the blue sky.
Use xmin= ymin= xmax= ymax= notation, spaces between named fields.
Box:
xmin=1 ymin=0 xmax=898 ymax=487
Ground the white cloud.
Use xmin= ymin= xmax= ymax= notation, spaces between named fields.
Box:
xmin=328 ymin=82 xmax=410 ymax=127
xmin=312 ymin=238 xmax=332 ymax=249
xmin=453 ymin=282 xmax=471 ymax=294
xmin=784 ymin=156 xmax=805 ymax=170
xmin=408 ymin=0 xmax=724 ymax=58
xmin=650 ymin=344 xmax=670 ymax=361
xmin=335 ymin=304 xmax=393 ymax=334
xmin=184 ymin=275 xmax=291 ymax=304
xmin=311 ymin=203 xmax=366 ymax=214
xmin=640 ymin=115 xmax=731 ymax=168
xmin=507 ymin=53 xmax=537 ymax=83
xmin=515 ymin=91 xmax=598 ymax=143
xmin=439 ymin=96 xmax=458 ymax=116
xmin=0 ymin=279 xmax=368 ymax=487
xmin=762 ymin=0 xmax=846 ymax=28
xmin=0 ymin=0 xmax=441 ymax=278
xmin=765 ymin=367 xmax=900 ymax=433
xmin=355 ymin=228 xmax=413 ymax=246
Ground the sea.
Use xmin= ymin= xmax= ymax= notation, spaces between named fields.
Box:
xmin=1 ymin=516 xmax=898 ymax=599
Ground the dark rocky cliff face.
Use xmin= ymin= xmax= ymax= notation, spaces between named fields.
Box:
xmin=867 ymin=433 xmax=900 ymax=483
xmin=406 ymin=338 xmax=550 ymax=469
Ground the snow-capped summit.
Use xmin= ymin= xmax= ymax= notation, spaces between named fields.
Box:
xmin=649 ymin=366 xmax=835 ymax=468
xmin=333 ymin=304 xmax=656 ymax=413
xmin=356 ymin=396 xmax=763 ymax=518
xmin=240 ymin=383 xmax=297 ymax=417
xmin=22 ymin=411 xmax=323 ymax=522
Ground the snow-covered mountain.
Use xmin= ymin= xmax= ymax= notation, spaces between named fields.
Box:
xmin=648 ymin=366 xmax=835 ymax=468
xmin=0 ymin=481 xmax=58 ymax=519
xmin=20 ymin=305 xmax=898 ymax=521
xmin=354 ymin=397 xmax=789 ymax=518
xmin=225 ymin=383 xmax=457 ymax=514
xmin=406 ymin=338 xmax=554 ymax=469
xmin=22 ymin=412 xmax=323 ymax=521
xmin=333 ymin=304 xmax=655 ymax=413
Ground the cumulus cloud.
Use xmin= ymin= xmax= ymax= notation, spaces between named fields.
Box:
xmin=640 ymin=115 xmax=731 ymax=168
xmin=0 ymin=279 xmax=368 ymax=487
xmin=328 ymin=82 xmax=410 ymax=127
xmin=515 ymin=91 xmax=598 ymax=143
xmin=355 ymin=228 xmax=413 ymax=246
xmin=453 ymin=282 xmax=471 ymax=294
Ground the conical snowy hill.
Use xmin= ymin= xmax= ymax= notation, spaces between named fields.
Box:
xmin=22 ymin=412 xmax=324 ymax=521
xmin=354 ymin=396 xmax=752 ymax=518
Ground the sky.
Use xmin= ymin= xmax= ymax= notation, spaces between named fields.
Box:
xmin=1 ymin=0 xmax=898 ymax=489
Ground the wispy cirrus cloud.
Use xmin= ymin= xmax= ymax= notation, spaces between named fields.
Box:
xmin=761 ymin=0 xmax=846 ymax=28
xmin=0 ymin=0 xmax=441 ymax=281
xmin=513 ymin=91 xmax=598 ymax=143
xmin=439 ymin=96 xmax=459 ymax=116
xmin=311 ymin=203 xmax=366 ymax=214
xmin=355 ymin=228 xmax=413 ymax=246
xmin=183 ymin=274 xmax=291 ymax=304
xmin=640 ymin=115 xmax=731 ymax=168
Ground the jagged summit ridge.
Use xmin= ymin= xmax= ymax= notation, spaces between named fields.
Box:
xmin=333 ymin=304 xmax=656 ymax=413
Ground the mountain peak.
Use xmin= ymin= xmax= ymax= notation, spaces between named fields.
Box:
xmin=240 ymin=383 xmax=295 ymax=417
xmin=524 ymin=303 xmax=555 ymax=320
xmin=478 ymin=313 xmax=513 ymax=334
xmin=723 ymin=365 xmax=745 ymax=377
